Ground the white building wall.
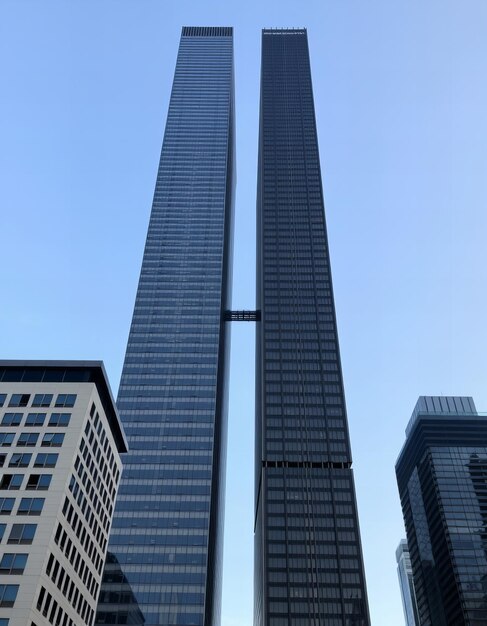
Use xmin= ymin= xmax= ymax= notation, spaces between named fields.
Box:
xmin=0 ymin=375 xmax=123 ymax=626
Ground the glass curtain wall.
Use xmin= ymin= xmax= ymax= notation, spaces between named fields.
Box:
xmin=95 ymin=26 xmax=235 ymax=626
xmin=255 ymin=28 xmax=370 ymax=626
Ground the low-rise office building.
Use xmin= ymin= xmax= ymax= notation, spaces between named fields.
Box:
xmin=0 ymin=361 xmax=127 ymax=626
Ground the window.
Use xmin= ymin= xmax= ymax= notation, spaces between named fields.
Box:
xmin=0 ymin=475 xmax=23 ymax=490
xmin=8 ymin=394 xmax=30 ymax=407
xmin=32 ymin=394 xmax=53 ymax=408
xmin=26 ymin=474 xmax=51 ymax=490
xmin=55 ymin=394 xmax=76 ymax=408
xmin=41 ymin=433 xmax=64 ymax=447
xmin=48 ymin=413 xmax=71 ymax=427
xmin=0 ymin=455 xmax=5 ymax=467
xmin=0 ymin=553 xmax=28 ymax=574
xmin=0 ymin=498 xmax=14 ymax=515
xmin=17 ymin=433 xmax=39 ymax=447
xmin=34 ymin=453 xmax=58 ymax=468
xmin=25 ymin=413 xmax=46 ymax=427
xmin=0 ymin=433 xmax=14 ymax=447
xmin=0 ymin=394 xmax=6 ymax=407
xmin=8 ymin=524 xmax=37 ymax=544
xmin=9 ymin=453 xmax=32 ymax=468
xmin=0 ymin=584 xmax=19 ymax=607
xmin=36 ymin=586 xmax=46 ymax=610
xmin=18 ymin=498 xmax=44 ymax=516
xmin=1 ymin=413 xmax=22 ymax=426
xmin=0 ymin=524 xmax=5 ymax=542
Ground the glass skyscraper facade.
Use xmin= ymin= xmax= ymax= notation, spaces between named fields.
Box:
xmin=396 ymin=396 xmax=487 ymax=626
xmin=396 ymin=539 xmax=419 ymax=626
xmin=254 ymin=29 xmax=370 ymax=626
xmin=95 ymin=26 xmax=235 ymax=626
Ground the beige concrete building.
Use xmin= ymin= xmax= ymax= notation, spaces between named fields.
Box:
xmin=0 ymin=361 xmax=127 ymax=626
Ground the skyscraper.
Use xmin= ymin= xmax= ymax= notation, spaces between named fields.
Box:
xmin=254 ymin=29 xmax=370 ymax=626
xmin=0 ymin=360 xmax=126 ymax=626
xmin=396 ymin=539 xmax=419 ymax=626
xmin=95 ymin=26 xmax=235 ymax=626
xmin=396 ymin=396 xmax=487 ymax=626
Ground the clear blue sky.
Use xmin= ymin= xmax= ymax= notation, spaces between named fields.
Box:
xmin=1 ymin=2 xmax=487 ymax=625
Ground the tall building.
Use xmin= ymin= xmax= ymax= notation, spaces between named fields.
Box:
xmin=95 ymin=27 xmax=235 ymax=626
xmin=396 ymin=539 xmax=419 ymax=626
xmin=396 ymin=396 xmax=487 ymax=625
xmin=0 ymin=360 xmax=126 ymax=626
xmin=254 ymin=28 xmax=370 ymax=626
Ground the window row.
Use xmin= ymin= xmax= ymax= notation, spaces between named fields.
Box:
xmin=0 ymin=497 xmax=44 ymax=515
xmin=0 ymin=452 xmax=58 ymax=468
xmin=0 ymin=522 xmax=37 ymax=544
xmin=0 ymin=473 xmax=51 ymax=490
xmin=0 ymin=552 xmax=28 ymax=574
xmin=1 ymin=412 xmax=71 ymax=427
xmin=0 ymin=432 xmax=64 ymax=447
xmin=1 ymin=393 xmax=76 ymax=408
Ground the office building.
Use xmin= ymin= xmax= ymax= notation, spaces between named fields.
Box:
xmin=396 ymin=396 xmax=487 ymax=625
xmin=396 ymin=539 xmax=419 ymax=626
xmin=95 ymin=26 xmax=235 ymax=626
xmin=0 ymin=361 xmax=126 ymax=626
xmin=254 ymin=29 xmax=370 ymax=626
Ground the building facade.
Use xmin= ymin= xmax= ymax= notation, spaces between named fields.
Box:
xmin=95 ymin=27 xmax=235 ymax=626
xmin=0 ymin=361 xmax=126 ymax=626
xmin=396 ymin=539 xmax=419 ymax=626
xmin=396 ymin=396 xmax=487 ymax=626
xmin=254 ymin=29 xmax=370 ymax=626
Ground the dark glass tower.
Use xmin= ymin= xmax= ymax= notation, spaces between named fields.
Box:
xmin=396 ymin=396 xmax=487 ymax=626
xmin=255 ymin=29 xmax=370 ymax=626
xmin=95 ymin=26 xmax=235 ymax=626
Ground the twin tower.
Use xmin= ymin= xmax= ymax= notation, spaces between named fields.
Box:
xmin=95 ymin=27 xmax=370 ymax=626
